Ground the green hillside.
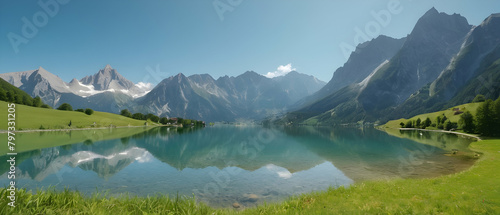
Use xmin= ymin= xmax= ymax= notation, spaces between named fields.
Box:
xmin=384 ymin=102 xmax=482 ymax=130
xmin=0 ymin=101 xmax=151 ymax=130
xmin=0 ymin=78 xmax=48 ymax=108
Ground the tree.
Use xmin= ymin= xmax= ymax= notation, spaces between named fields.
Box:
xmin=150 ymin=115 xmax=160 ymax=123
xmin=159 ymin=117 xmax=169 ymax=125
xmin=22 ymin=96 xmax=32 ymax=106
xmin=145 ymin=113 xmax=159 ymax=122
xmin=75 ymin=109 xmax=85 ymax=112
xmin=68 ymin=120 xmax=72 ymax=127
xmin=493 ymin=96 xmax=500 ymax=135
xmin=441 ymin=115 xmax=447 ymax=124
xmin=6 ymin=91 xmax=14 ymax=102
xmin=0 ymin=88 xmax=6 ymax=101
xmin=404 ymin=121 xmax=413 ymax=128
xmin=400 ymin=122 xmax=405 ymax=128
xmin=444 ymin=120 xmax=453 ymax=131
xmin=57 ymin=103 xmax=73 ymax=111
xmin=14 ymin=94 xmax=22 ymax=104
xmin=459 ymin=111 xmax=475 ymax=133
xmin=423 ymin=117 xmax=432 ymax=128
xmin=472 ymin=94 xmax=486 ymax=103
xmin=85 ymin=108 xmax=94 ymax=115
xmin=416 ymin=118 xmax=421 ymax=128
xmin=41 ymin=104 xmax=51 ymax=109
xmin=33 ymin=96 xmax=42 ymax=107
xmin=436 ymin=116 xmax=442 ymax=125
xmin=476 ymin=99 xmax=495 ymax=136
xmin=132 ymin=113 xmax=144 ymax=120
xmin=120 ymin=109 xmax=132 ymax=118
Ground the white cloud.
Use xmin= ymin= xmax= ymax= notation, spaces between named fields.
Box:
xmin=266 ymin=164 xmax=293 ymax=179
xmin=135 ymin=82 xmax=153 ymax=90
xmin=264 ymin=63 xmax=296 ymax=78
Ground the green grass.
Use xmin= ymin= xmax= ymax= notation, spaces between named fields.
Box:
xmin=302 ymin=116 xmax=319 ymax=125
xmin=384 ymin=102 xmax=482 ymax=129
xmin=0 ymin=188 xmax=217 ymax=215
xmin=2 ymin=139 xmax=499 ymax=214
xmin=0 ymin=101 xmax=151 ymax=130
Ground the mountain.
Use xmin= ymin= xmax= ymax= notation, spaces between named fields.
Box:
xmin=79 ymin=64 xmax=135 ymax=91
xmin=0 ymin=65 xmax=151 ymax=113
xmin=357 ymin=8 xmax=471 ymax=111
xmin=393 ymin=13 xmax=500 ymax=118
xmin=0 ymin=77 xmax=47 ymax=106
xmin=282 ymin=8 xmax=474 ymax=124
xmin=0 ymin=67 xmax=72 ymax=106
xmin=274 ymin=71 xmax=328 ymax=103
xmin=72 ymin=65 xmax=151 ymax=98
xmin=1 ymin=64 xmax=324 ymax=121
xmin=135 ymin=73 xmax=235 ymax=122
xmin=295 ymin=35 xmax=406 ymax=109
xmin=136 ymin=71 xmax=325 ymax=122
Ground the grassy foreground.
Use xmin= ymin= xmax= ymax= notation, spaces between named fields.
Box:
xmin=1 ymin=139 xmax=499 ymax=214
xmin=0 ymin=101 xmax=149 ymax=130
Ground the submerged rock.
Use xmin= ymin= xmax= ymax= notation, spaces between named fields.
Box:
xmin=242 ymin=194 xmax=259 ymax=202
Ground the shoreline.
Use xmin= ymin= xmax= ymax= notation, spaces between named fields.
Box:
xmin=396 ymin=127 xmax=482 ymax=140
xmin=0 ymin=125 xmax=161 ymax=134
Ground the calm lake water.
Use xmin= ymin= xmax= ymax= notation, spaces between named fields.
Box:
xmin=0 ymin=126 xmax=476 ymax=208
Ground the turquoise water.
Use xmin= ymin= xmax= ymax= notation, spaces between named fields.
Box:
xmin=0 ymin=126 xmax=474 ymax=208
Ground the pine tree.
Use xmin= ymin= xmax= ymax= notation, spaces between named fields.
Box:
xmin=459 ymin=111 xmax=475 ymax=133
xmin=444 ymin=120 xmax=453 ymax=131
xmin=441 ymin=115 xmax=447 ymax=124
xmin=493 ymin=96 xmax=500 ymax=136
xmin=476 ymin=99 xmax=495 ymax=136
xmin=424 ymin=117 xmax=432 ymax=128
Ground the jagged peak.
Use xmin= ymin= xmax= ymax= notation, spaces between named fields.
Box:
xmin=70 ymin=78 xmax=79 ymax=83
xmin=481 ymin=13 xmax=500 ymax=27
xmin=104 ymin=64 xmax=113 ymax=71
xmin=409 ymin=7 xmax=470 ymax=40
xmin=176 ymin=72 xmax=185 ymax=78
xmin=425 ymin=7 xmax=439 ymax=16
xmin=240 ymin=70 xmax=261 ymax=77
xmin=418 ymin=7 xmax=467 ymax=23
xmin=284 ymin=70 xmax=300 ymax=76
xmin=36 ymin=66 xmax=49 ymax=74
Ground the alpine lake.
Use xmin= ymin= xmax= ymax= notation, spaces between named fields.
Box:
xmin=0 ymin=125 xmax=478 ymax=208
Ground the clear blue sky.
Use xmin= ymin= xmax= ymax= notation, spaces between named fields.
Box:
xmin=1 ymin=0 xmax=499 ymax=84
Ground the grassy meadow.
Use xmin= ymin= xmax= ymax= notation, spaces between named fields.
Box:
xmin=0 ymin=101 xmax=151 ymax=131
xmin=384 ymin=102 xmax=482 ymax=130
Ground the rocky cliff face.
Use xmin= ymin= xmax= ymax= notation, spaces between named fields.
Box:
xmin=282 ymin=8 xmax=480 ymax=124
xmin=357 ymin=8 xmax=472 ymax=111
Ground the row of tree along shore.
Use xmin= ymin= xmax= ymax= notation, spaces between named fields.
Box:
xmin=400 ymin=95 xmax=500 ymax=137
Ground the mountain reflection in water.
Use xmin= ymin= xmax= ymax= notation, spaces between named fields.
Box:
xmin=0 ymin=126 xmax=475 ymax=208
